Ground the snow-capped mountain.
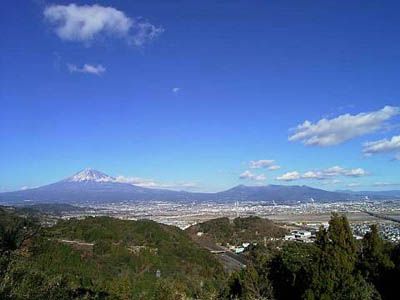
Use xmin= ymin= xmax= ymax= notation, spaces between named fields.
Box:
xmin=0 ymin=169 xmax=192 ymax=203
xmin=64 ymin=168 xmax=116 ymax=183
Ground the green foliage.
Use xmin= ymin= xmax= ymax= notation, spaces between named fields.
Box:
xmin=358 ymin=225 xmax=395 ymax=299
xmin=0 ymin=266 xmax=72 ymax=300
xmin=187 ymin=216 xmax=287 ymax=246
xmin=269 ymin=242 xmax=316 ymax=300
xmin=2 ymin=207 xmax=400 ymax=300
xmin=304 ymin=213 xmax=376 ymax=300
xmin=1 ymin=214 xmax=224 ymax=299
xmin=222 ymin=264 xmax=274 ymax=300
xmin=152 ymin=278 xmax=187 ymax=300
xmin=359 ymin=225 xmax=394 ymax=278
xmin=385 ymin=243 xmax=400 ymax=300
xmin=239 ymin=213 xmax=400 ymax=300
xmin=0 ymin=206 xmax=38 ymax=251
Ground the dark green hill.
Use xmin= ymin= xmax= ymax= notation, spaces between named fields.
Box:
xmin=2 ymin=208 xmax=400 ymax=300
xmin=0 ymin=206 xmax=39 ymax=251
xmin=0 ymin=211 xmax=224 ymax=299
xmin=186 ymin=216 xmax=287 ymax=246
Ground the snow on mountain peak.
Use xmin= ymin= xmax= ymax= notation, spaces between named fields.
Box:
xmin=66 ymin=168 xmax=116 ymax=183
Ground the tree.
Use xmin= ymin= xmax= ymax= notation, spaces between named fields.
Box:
xmin=304 ymin=213 xmax=378 ymax=300
xmin=222 ymin=265 xmax=274 ymax=300
xmin=153 ymin=279 xmax=187 ymax=300
xmin=358 ymin=225 xmax=394 ymax=299
xmin=268 ymin=242 xmax=315 ymax=300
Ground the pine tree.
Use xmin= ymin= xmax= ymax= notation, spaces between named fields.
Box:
xmin=304 ymin=213 xmax=377 ymax=300
xmin=358 ymin=224 xmax=394 ymax=299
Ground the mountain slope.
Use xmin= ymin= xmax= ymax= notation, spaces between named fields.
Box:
xmin=212 ymin=184 xmax=353 ymax=203
xmin=0 ymin=169 xmax=193 ymax=203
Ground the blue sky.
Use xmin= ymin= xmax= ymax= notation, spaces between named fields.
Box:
xmin=1 ymin=0 xmax=399 ymax=192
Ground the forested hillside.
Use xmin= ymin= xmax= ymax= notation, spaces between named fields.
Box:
xmin=222 ymin=214 xmax=400 ymax=300
xmin=0 ymin=207 xmax=224 ymax=299
xmin=186 ymin=216 xmax=287 ymax=246
xmin=1 ymin=207 xmax=400 ymax=299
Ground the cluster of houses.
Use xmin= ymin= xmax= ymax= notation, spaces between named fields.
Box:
xmin=228 ymin=242 xmax=251 ymax=254
xmin=281 ymin=222 xmax=400 ymax=244
xmin=198 ymin=221 xmax=400 ymax=257
xmin=284 ymin=230 xmax=315 ymax=243
xmin=351 ymin=223 xmax=400 ymax=243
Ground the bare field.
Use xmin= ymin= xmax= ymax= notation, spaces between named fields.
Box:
xmin=265 ymin=212 xmax=380 ymax=223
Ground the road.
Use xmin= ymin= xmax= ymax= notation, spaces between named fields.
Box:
xmin=203 ymin=243 xmax=247 ymax=272
xmin=363 ymin=210 xmax=400 ymax=224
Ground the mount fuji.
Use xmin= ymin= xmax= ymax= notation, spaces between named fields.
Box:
xmin=64 ymin=168 xmax=116 ymax=183
xmin=0 ymin=169 xmax=194 ymax=203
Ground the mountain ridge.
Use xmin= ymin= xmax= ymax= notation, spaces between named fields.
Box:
xmin=1 ymin=169 xmax=399 ymax=204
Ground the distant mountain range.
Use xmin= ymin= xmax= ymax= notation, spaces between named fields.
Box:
xmin=0 ymin=169 xmax=399 ymax=204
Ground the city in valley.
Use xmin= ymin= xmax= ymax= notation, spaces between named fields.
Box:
xmin=39 ymin=199 xmax=400 ymax=244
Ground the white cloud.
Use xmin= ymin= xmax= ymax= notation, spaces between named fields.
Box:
xmin=363 ymin=135 xmax=400 ymax=156
xmin=44 ymin=4 xmax=163 ymax=46
xmin=67 ymin=63 xmax=106 ymax=75
xmin=323 ymin=166 xmax=345 ymax=176
xmin=276 ymin=171 xmax=301 ymax=181
xmin=20 ymin=185 xmax=39 ymax=190
xmin=276 ymin=166 xmax=368 ymax=182
xmin=115 ymin=176 xmax=198 ymax=190
xmin=289 ymin=106 xmax=399 ymax=146
xmin=302 ymin=171 xmax=322 ymax=179
xmin=172 ymin=87 xmax=180 ymax=93
xmin=249 ymin=159 xmax=273 ymax=168
xmin=347 ymin=183 xmax=361 ymax=188
xmin=239 ymin=170 xmax=266 ymax=181
xmin=129 ymin=21 xmax=164 ymax=47
xmin=343 ymin=168 xmax=368 ymax=177
xmin=322 ymin=166 xmax=367 ymax=177
xmin=249 ymin=159 xmax=280 ymax=170
xmin=373 ymin=182 xmax=400 ymax=187
xmin=268 ymin=165 xmax=281 ymax=171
